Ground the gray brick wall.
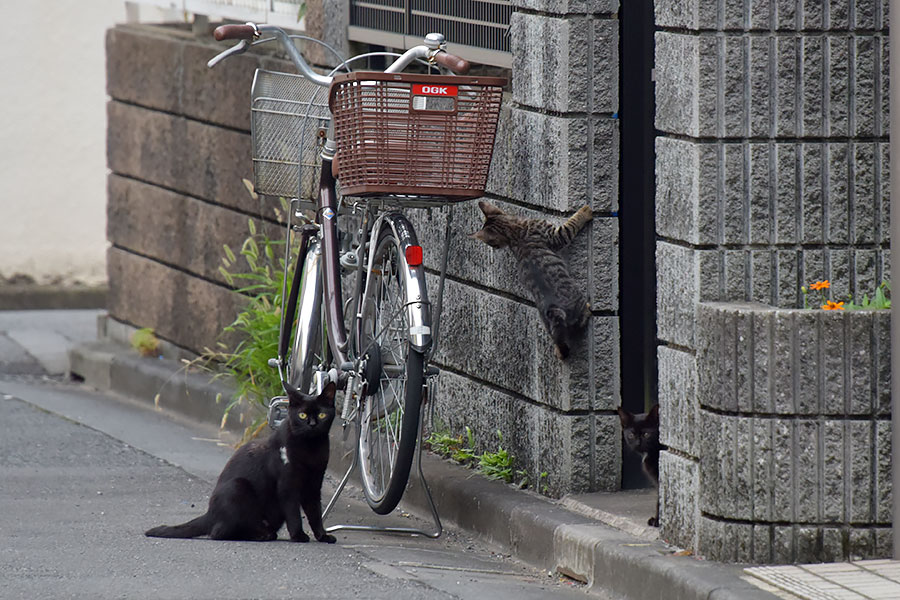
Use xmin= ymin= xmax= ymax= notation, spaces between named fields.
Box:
xmin=420 ymin=1 xmax=622 ymax=495
xmin=688 ymin=303 xmax=892 ymax=562
xmin=654 ymin=0 xmax=892 ymax=562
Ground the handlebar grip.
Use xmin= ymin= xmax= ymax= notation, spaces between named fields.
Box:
xmin=432 ymin=51 xmax=470 ymax=75
xmin=214 ymin=24 xmax=257 ymax=41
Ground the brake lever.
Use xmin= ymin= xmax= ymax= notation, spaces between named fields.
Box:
xmin=207 ymin=39 xmax=250 ymax=68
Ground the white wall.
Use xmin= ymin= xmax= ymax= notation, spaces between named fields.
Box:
xmin=0 ymin=1 xmax=174 ymax=287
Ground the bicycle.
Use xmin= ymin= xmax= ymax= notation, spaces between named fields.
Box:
xmin=208 ymin=22 xmax=505 ymax=537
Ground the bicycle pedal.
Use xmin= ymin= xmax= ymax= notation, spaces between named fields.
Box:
xmin=267 ymin=397 xmax=289 ymax=429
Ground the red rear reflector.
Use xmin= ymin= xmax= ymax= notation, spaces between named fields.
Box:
xmin=412 ymin=84 xmax=458 ymax=97
xmin=405 ymin=246 xmax=423 ymax=266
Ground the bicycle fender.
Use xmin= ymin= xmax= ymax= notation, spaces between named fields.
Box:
xmin=289 ymin=239 xmax=324 ymax=392
xmin=378 ymin=213 xmax=433 ymax=353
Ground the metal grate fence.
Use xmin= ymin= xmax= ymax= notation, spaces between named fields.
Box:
xmin=126 ymin=0 xmax=512 ymax=65
xmin=349 ymin=0 xmax=512 ymax=67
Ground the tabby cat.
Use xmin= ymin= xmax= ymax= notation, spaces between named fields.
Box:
xmin=471 ymin=201 xmax=593 ymax=359
xmin=145 ymin=382 xmax=337 ymax=543
xmin=617 ymin=404 xmax=667 ymax=527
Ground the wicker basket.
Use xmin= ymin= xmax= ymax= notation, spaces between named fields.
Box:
xmin=328 ymin=72 xmax=506 ymax=202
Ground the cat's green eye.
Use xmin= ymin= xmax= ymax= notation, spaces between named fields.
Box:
xmin=298 ymin=412 xmax=307 ymax=419
xmin=318 ymin=412 xmax=327 ymax=419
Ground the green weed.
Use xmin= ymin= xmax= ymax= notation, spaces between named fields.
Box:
xmin=845 ymin=281 xmax=891 ymax=311
xmin=197 ymin=216 xmax=298 ymax=440
xmin=425 ymin=425 xmax=477 ymax=464
xmin=131 ymin=327 xmax=160 ymax=357
xmin=426 ymin=426 xmax=541 ymax=491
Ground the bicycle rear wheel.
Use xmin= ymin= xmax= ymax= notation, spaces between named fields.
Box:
xmin=357 ymin=220 xmax=426 ymax=515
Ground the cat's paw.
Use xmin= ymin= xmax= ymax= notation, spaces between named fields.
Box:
xmin=290 ymin=531 xmax=311 ymax=543
xmin=316 ymin=533 xmax=337 ymax=544
xmin=647 ymin=516 xmax=659 ymax=527
xmin=580 ymin=205 xmax=593 ymax=220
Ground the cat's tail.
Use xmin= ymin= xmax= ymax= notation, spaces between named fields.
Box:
xmin=145 ymin=514 xmax=211 ymax=539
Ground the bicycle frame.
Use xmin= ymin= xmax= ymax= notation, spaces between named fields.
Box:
xmin=294 ymin=154 xmax=434 ymax=377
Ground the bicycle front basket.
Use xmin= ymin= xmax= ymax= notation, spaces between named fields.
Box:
xmin=328 ymin=72 xmax=506 ymax=201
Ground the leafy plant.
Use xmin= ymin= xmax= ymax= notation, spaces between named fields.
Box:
xmin=426 ymin=426 xmax=539 ymax=491
xmin=845 ymin=281 xmax=891 ymax=311
xmin=539 ymin=471 xmax=550 ymax=494
xmin=198 ymin=218 xmax=297 ymax=437
xmin=802 ymin=279 xmax=891 ymax=311
xmin=478 ymin=430 xmax=514 ymax=483
xmin=131 ymin=327 xmax=160 ymax=357
xmin=425 ymin=425 xmax=477 ymax=464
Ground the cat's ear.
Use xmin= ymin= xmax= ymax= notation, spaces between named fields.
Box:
xmin=478 ymin=201 xmax=504 ymax=217
xmin=616 ymin=406 xmax=633 ymax=428
xmin=647 ymin=403 xmax=660 ymax=424
xmin=318 ymin=382 xmax=336 ymax=407
xmin=284 ymin=381 xmax=301 ymax=405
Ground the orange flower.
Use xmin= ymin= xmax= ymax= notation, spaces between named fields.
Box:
xmin=809 ymin=280 xmax=830 ymax=291
xmin=822 ymin=301 xmax=844 ymax=310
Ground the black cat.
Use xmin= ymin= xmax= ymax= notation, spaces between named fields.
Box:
xmin=617 ymin=404 xmax=667 ymax=527
xmin=471 ymin=201 xmax=592 ymax=359
xmin=146 ymin=382 xmax=337 ymax=543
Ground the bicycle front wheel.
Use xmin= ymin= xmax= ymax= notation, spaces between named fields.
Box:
xmin=357 ymin=220 xmax=426 ymax=515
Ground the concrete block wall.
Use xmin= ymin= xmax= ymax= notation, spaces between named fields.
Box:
xmin=654 ymin=0 xmax=892 ymax=562
xmin=695 ymin=303 xmax=892 ymax=562
xmin=418 ymin=1 xmax=623 ymax=496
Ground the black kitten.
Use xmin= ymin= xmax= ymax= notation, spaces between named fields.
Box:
xmin=146 ymin=382 xmax=337 ymax=543
xmin=471 ymin=201 xmax=592 ymax=359
xmin=617 ymin=404 xmax=667 ymax=527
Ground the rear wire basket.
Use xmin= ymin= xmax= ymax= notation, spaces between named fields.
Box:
xmin=250 ymin=69 xmax=331 ymax=204
xmin=329 ymin=72 xmax=506 ymax=202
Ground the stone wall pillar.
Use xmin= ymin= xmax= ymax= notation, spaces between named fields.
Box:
xmin=420 ymin=1 xmax=623 ymax=495
xmin=304 ymin=0 xmax=349 ymax=66
xmin=654 ymin=0 xmax=892 ymax=562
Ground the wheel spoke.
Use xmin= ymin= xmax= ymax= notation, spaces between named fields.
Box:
xmin=357 ymin=224 xmax=425 ymax=514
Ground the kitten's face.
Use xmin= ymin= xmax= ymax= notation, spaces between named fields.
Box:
xmin=286 ymin=382 xmax=336 ymax=437
xmin=617 ymin=405 xmax=660 ymax=455
xmin=471 ymin=201 xmax=518 ymax=248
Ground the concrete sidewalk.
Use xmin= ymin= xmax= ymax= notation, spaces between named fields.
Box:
xmin=7 ymin=307 xmax=895 ymax=599
xmin=0 ymin=309 xmax=103 ymax=376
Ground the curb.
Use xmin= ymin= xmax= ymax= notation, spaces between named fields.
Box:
xmin=0 ymin=285 xmax=107 ymax=310
xmin=68 ymin=340 xmax=779 ymax=600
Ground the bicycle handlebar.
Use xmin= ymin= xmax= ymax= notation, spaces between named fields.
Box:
xmin=208 ymin=22 xmax=472 ymax=82
xmin=214 ymin=23 xmax=258 ymax=41
xmin=432 ymin=51 xmax=470 ymax=75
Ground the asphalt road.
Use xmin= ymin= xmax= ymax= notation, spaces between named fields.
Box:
xmin=0 ymin=376 xmax=593 ymax=600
